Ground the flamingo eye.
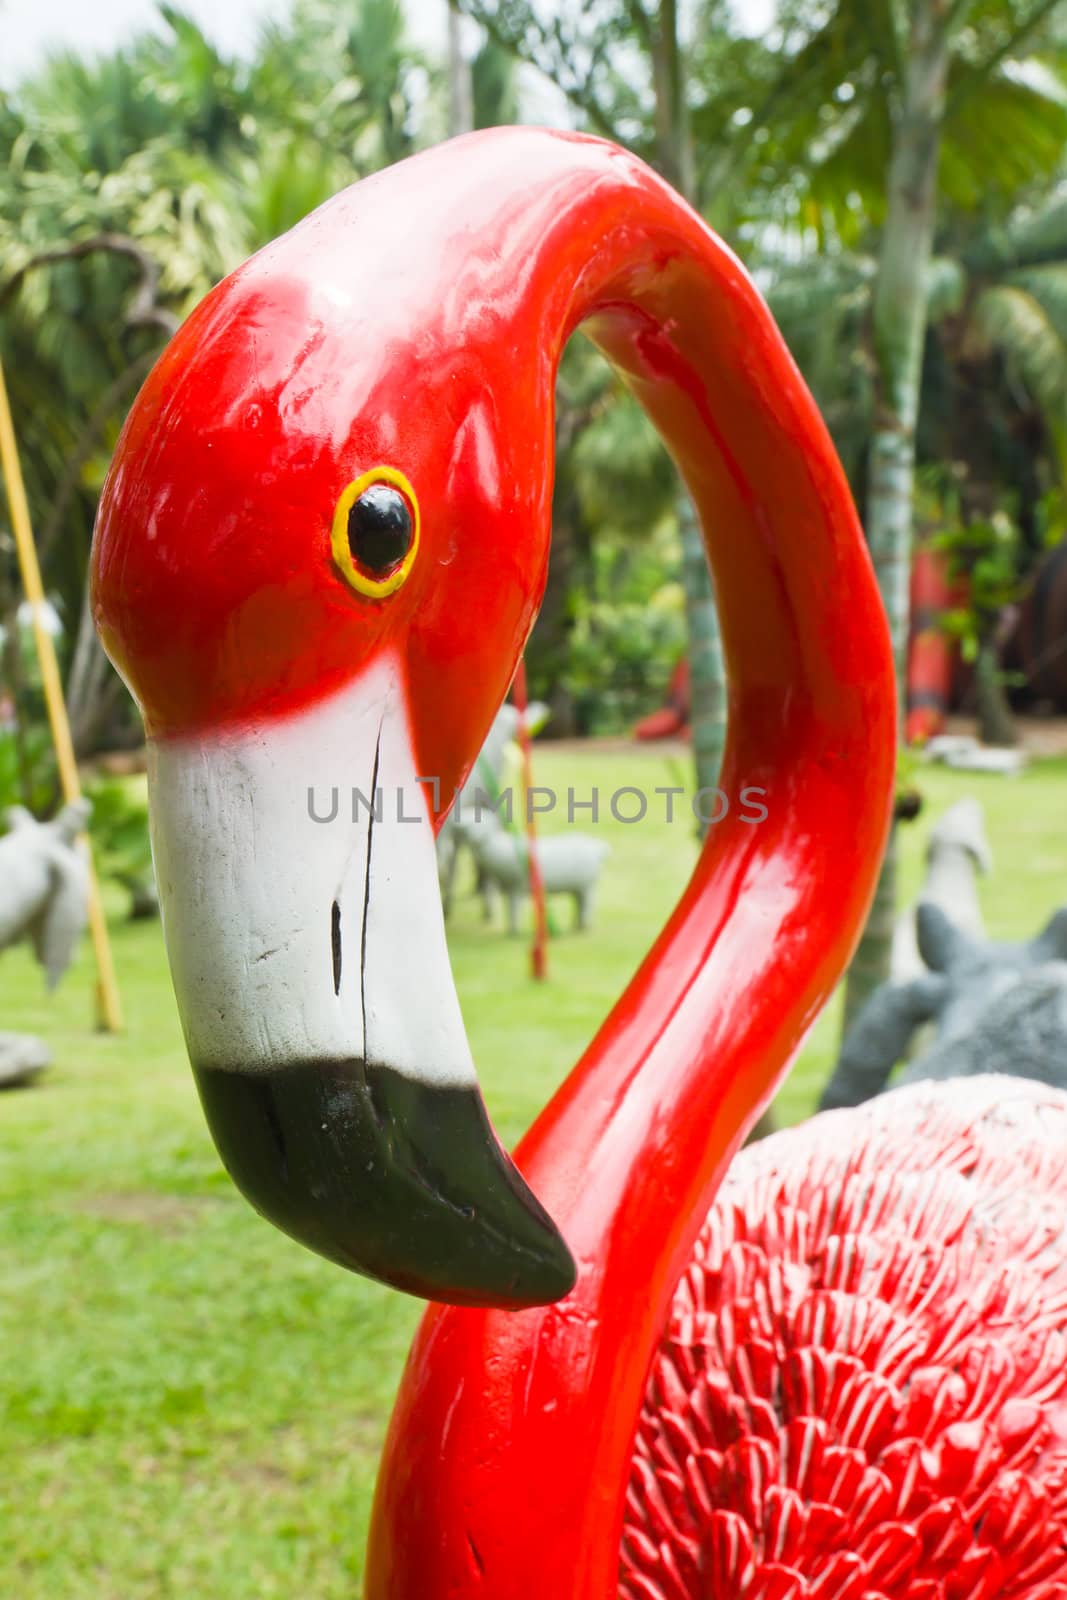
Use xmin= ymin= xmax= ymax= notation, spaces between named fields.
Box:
xmin=331 ymin=467 xmax=420 ymax=598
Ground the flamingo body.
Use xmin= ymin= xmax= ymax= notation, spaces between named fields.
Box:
xmin=90 ymin=128 xmax=931 ymax=1594
xmin=89 ymin=125 xmax=1067 ymax=1600
xmin=624 ymin=1076 xmax=1067 ymax=1600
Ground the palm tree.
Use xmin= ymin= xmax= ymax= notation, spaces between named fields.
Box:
xmin=736 ymin=0 xmax=1067 ymax=1026
xmin=449 ymin=0 xmax=741 ymax=795
xmin=2 ymin=18 xmax=256 ymax=761
xmin=445 ymin=0 xmax=1067 ymax=841
xmin=0 ymin=1 xmax=430 ymax=766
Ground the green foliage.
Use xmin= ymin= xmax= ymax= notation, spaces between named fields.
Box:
xmin=936 ymin=507 xmax=1024 ymax=659
xmin=0 ymin=723 xmax=57 ymax=818
xmin=895 ymin=742 xmax=924 ymax=803
xmin=83 ymin=777 xmax=156 ymax=917
xmin=5 ymin=0 xmax=1067 ymax=757
xmin=0 ymin=719 xmax=154 ymax=913
xmin=250 ymin=0 xmax=424 ymax=170
xmin=471 ymin=39 xmax=520 ymax=127
xmin=766 ymin=251 xmax=877 ymax=483
xmin=563 ymin=528 xmax=686 ymax=733
xmin=1035 ymin=482 xmax=1067 ymax=547
xmin=525 ymin=343 xmax=680 ymax=723
xmin=0 ymin=0 xmax=428 ymax=757
xmin=768 ymin=175 xmax=1067 ymax=519
xmin=728 ymin=0 xmax=1067 ymax=238
xmin=927 ymin=479 xmax=1026 ymax=743
xmin=571 ymin=385 xmax=677 ymax=534
xmin=0 ymin=617 xmax=59 ymax=814
xmin=914 ymin=468 xmax=1027 ymax=743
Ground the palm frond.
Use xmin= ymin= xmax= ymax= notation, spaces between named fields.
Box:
xmin=967 ymin=187 xmax=1067 ymax=272
xmin=1004 ymin=262 xmax=1067 ymax=345
xmin=925 ymin=255 xmax=967 ymax=321
xmin=973 ymin=281 xmax=1067 ymax=417
xmin=941 ymin=65 xmax=1067 ymax=211
xmin=766 ymin=252 xmax=876 ymax=325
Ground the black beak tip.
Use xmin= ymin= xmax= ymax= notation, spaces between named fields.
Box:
xmin=192 ymin=1057 xmax=576 ymax=1309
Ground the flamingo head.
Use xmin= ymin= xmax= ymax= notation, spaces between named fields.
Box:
xmin=91 ymin=169 xmax=573 ymax=1308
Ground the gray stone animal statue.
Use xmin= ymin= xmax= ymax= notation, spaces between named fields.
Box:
xmin=437 ymin=700 xmax=549 ymax=917
xmin=925 ymin=734 xmax=1028 ymax=776
xmin=0 ymin=799 xmax=91 ymax=988
xmin=821 ymin=901 xmax=1067 ymax=1110
xmin=463 ymin=809 xmax=609 ymax=935
xmin=891 ymin=796 xmax=991 ymax=983
xmin=0 ymin=798 xmax=91 ymax=1089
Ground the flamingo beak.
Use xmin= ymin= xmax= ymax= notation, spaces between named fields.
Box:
xmin=146 ymin=658 xmax=575 ymax=1308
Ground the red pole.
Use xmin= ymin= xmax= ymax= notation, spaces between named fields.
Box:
xmin=906 ymin=541 xmax=962 ymax=744
xmin=511 ymin=657 xmax=548 ymax=980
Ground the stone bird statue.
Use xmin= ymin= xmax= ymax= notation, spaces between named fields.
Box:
xmin=0 ymin=798 xmax=91 ymax=989
xmin=822 ymin=900 xmax=1067 ymax=1109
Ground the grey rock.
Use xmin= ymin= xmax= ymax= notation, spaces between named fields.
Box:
xmin=0 ymin=1031 xmax=51 ymax=1089
xmin=925 ymin=735 xmax=1028 ymax=775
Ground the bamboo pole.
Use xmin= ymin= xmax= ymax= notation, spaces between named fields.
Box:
xmin=0 ymin=355 xmax=123 ymax=1031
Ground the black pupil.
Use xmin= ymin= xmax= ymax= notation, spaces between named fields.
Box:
xmin=347 ymin=485 xmax=413 ymax=574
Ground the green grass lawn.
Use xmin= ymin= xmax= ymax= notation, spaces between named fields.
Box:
xmin=2 ymin=745 xmax=1065 ymax=1596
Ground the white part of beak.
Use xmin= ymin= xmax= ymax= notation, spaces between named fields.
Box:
xmin=146 ymin=655 xmax=477 ymax=1089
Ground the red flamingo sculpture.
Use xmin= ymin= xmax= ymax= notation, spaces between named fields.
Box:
xmin=91 ymin=129 xmax=1067 ymax=1597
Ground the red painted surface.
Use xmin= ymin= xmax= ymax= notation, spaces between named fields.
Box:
xmin=634 ymin=657 xmax=690 ymax=741
xmin=93 ymin=129 xmax=902 ymax=1594
xmin=623 ymin=1077 xmax=1067 ymax=1599
xmin=905 ymin=544 xmax=962 ymax=745
xmin=348 ymin=132 xmax=894 ymax=1597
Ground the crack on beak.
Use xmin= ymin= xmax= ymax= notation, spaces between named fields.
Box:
xmin=261 ymin=1090 xmax=289 ymax=1185
xmin=331 ymin=900 xmax=342 ymax=996
xmin=358 ymin=722 xmax=384 ymax=1048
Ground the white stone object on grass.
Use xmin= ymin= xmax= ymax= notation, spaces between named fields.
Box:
xmin=0 ymin=798 xmax=90 ymax=989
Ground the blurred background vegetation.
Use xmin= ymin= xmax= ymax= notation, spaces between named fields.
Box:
xmin=3 ymin=0 xmax=1065 ymax=770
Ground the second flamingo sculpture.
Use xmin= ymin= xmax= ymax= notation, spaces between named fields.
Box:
xmin=91 ymin=129 xmax=1067 ymax=1597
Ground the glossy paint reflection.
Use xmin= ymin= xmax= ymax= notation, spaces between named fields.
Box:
xmin=91 ymin=127 xmax=896 ymax=1597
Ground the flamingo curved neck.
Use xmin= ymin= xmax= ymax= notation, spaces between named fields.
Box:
xmin=367 ymin=129 xmax=895 ymax=1598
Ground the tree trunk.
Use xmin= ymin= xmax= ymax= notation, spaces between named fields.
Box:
xmin=447 ymin=3 xmax=474 ymax=137
xmin=527 ymin=486 xmax=585 ymax=736
xmin=652 ymin=0 xmax=726 ymax=799
xmin=651 ymin=0 xmax=694 ymax=198
xmin=66 ymin=573 xmax=122 ymax=756
xmin=529 ymin=382 xmax=597 ymax=735
xmin=974 ymin=639 xmax=1018 ymax=746
xmin=679 ymin=495 xmax=726 ymax=802
xmin=840 ymin=828 xmax=900 ymax=1036
xmin=842 ymin=0 xmax=955 ymax=1030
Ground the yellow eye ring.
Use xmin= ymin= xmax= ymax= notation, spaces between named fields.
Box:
xmin=331 ymin=466 xmax=420 ymax=599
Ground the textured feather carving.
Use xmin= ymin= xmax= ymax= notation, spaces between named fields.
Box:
xmin=621 ymin=1077 xmax=1067 ymax=1599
